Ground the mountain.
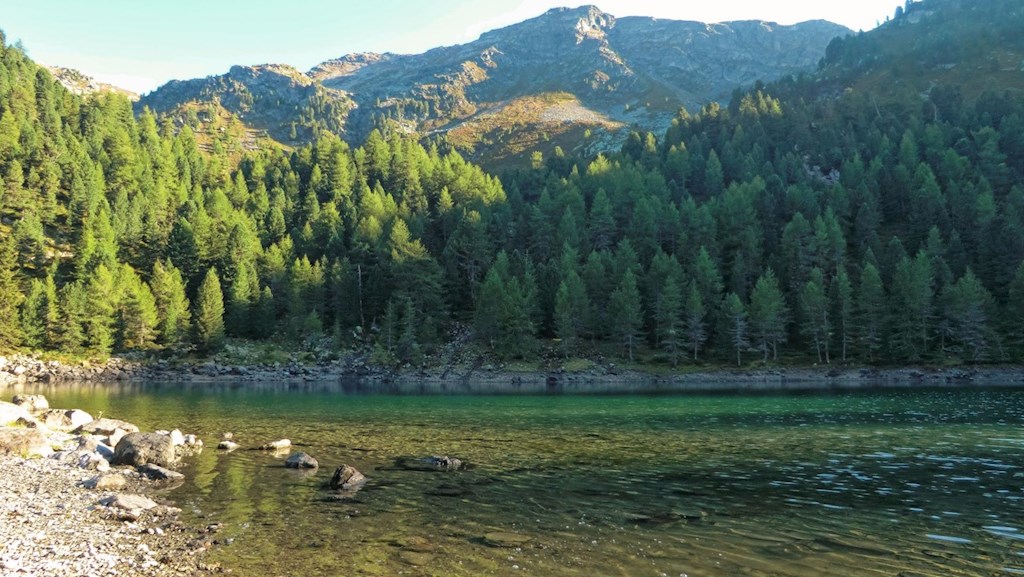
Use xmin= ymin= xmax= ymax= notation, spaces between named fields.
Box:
xmin=813 ymin=0 xmax=1024 ymax=105
xmin=138 ymin=6 xmax=848 ymax=167
xmin=45 ymin=66 xmax=138 ymax=100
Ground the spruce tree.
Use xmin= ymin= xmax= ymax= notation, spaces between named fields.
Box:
xmin=657 ymin=276 xmax=684 ymax=366
xmin=749 ymin=269 xmax=787 ymax=361
xmin=151 ymin=260 xmax=191 ymax=348
xmin=856 ymin=262 xmax=887 ymax=361
xmin=609 ymin=269 xmax=643 ymax=361
xmin=799 ymin=268 xmax=830 ymax=363
xmin=722 ymin=292 xmax=748 ymax=366
xmin=554 ymin=270 xmax=590 ymax=355
xmin=681 ymin=282 xmax=707 ymax=362
xmin=194 ymin=268 xmax=226 ymax=353
xmin=0 ymin=236 xmax=23 ymax=350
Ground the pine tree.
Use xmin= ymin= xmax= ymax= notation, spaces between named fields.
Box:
xmin=856 ymin=262 xmax=887 ymax=362
xmin=1006 ymin=262 xmax=1024 ymax=355
xmin=799 ymin=268 xmax=831 ymax=363
xmin=554 ymin=270 xmax=590 ymax=355
xmin=475 ymin=268 xmax=504 ymax=349
xmin=722 ymin=292 xmax=748 ymax=366
xmin=941 ymin=268 xmax=994 ymax=361
xmin=151 ymin=260 xmax=191 ymax=348
xmin=749 ymin=269 xmax=787 ymax=361
xmin=84 ymin=264 xmax=117 ymax=356
xmin=890 ymin=252 xmax=933 ymax=361
xmin=681 ymin=282 xmax=707 ymax=362
xmin=656 ymin=276 xmax=684 ymax=366
xmin=833 ymin=267 xmax=854 ymax=362
xmin=0 ymin=236 xmax=23 ymax=350
xmin=609 ymin=269 xmax=643 ymax=361
xmin=194 ymin=268 xmax=225 ymax=353
xmin=119 ymin=266 xmax=159 ymax=350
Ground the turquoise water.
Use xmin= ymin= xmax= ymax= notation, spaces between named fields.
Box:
xmin=24 ymin=383 xmax=1024 ymax=576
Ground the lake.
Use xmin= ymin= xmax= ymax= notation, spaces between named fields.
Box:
xmin=21 ymin=383 xmax=1024 ymax=576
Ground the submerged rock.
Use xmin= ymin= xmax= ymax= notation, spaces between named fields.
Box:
xmin=258 ymin=439 xmax=291 ymax=451
xmin=483 ymin=532 xmax=532 ymax=548
xmin=395 ymin=455 xmax=466 ymax=472
xmin=285 ymin=452 xmax=319 ymax=469
xmin=113 ymin=432 xmax=176 ymax=468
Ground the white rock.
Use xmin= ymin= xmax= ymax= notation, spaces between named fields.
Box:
xmin=168 ymin=429 xmax=185 ymax=446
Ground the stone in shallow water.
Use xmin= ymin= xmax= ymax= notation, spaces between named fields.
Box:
xmin=259 ymin=439 xmax=291 ymax=451
xmin=138 ymin=463 xmax=185 ymax=481
xmin=113 ymin=432 xmax=176 ymax=468
xmin=217 ymin=440 xmax=240 ymax=451
xmin=285 ymin=452 xmax=319 ymax=469
xmin=483 ymin=532 xmax=532 ymax=548
xmin=395 ymin=455 xmax=466 ymax=472
xmin=398 ymin=550 xmax=434 ymax=566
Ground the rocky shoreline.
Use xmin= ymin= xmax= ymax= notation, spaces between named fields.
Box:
xmin=0 ymin=394 xmax=220 ymax=577
xmin=2 ymin=353 xmax=1024 ymax=393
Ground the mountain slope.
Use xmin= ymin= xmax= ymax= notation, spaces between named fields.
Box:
xmin=45 ymin=66 xmax=138 ymax=100
xmin=138 ymin=6 xmax=848 ymax=167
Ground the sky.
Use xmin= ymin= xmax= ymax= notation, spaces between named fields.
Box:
xmin=0 ymin=0 xmax=906 ymax=95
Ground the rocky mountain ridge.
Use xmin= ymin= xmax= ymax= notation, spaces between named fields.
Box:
xmin=137 ymin=5 xmax=849 ymax=166
xmin=45 ymin=66 xmax=138 ymax=100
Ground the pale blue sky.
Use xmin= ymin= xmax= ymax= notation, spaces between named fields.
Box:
xmin=0 ymin=0 xmax=905 ymax=95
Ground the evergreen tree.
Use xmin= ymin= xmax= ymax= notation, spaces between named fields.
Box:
xmin=856 ymin=262 xmax=887 ymax=361
xmin=554 ymin=270 xmax=590 ymax=355
xmin=681 ymin=282 xmax=708 ymax=362
xmin=941 ymin=268 xmax=994 ymax=361
xmin=722 ymin=292 xmax=748 ymax=366
xmin=151 ymin=260 xmax=191 ymax=348
xmin=194 ymin=268 xmax=226 ymax=353
xmin=833 ymin=267 xmax=854 ymax=362
xmin=799 ymin=268 xmax=831 ymax=363
xmin=656 ymin=276 xmax=684 ymax=366
xmin=609 ymin=269 xmax=643 ymax=361
xmin=749 ymin=269 xmax=787 ymax=361
xmin=890 ymin=252 xmax=933 ymax=361
xmin=84 ymin=264 xmax=117 ymax=356
xmin=0 ymin=236 xmax=23 ymax=350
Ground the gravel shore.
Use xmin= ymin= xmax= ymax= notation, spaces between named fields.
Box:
xmin=0 ymin=397 xmax=218 ymax=577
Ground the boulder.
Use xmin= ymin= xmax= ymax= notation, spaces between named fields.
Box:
xmin=75 ymin=418 xmax=140 ymax=436
xmin=38 ymin=409 xmax=94 ymax=431
xmin=100 ymin=493 xmax=158 ymax=512
xmin=329 ymin=465 xmax=366 ymax=491
xmin=78 ymin=451 xmax=111 ymax=472
xmin=0 ymin=401 xmax=31 ymax=426
xmin=258 ymin=439 xmax=291 ymax=451
xmin=0 ymin=427 xmax=52 ymax=457
xmin=395 ymin=455 xmax=465 ymax=472
xmin=217 ymin=440 xmax=240 ymax=451
xmin=138 ymin=463 xmax=185 ymax=481
xmin=285 ymin=452 xmax=319 ymax=469
xmin=11 ymin=394 xmax=48 ymax=413
xmin=84 ymin=473 xmax=127 ymax=491
xmin=113 ymin=432 xmax=176 ymax=468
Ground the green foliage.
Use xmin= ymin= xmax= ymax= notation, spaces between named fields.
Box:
xmin=2 ymin=7 xmax=1024 ymax=369
xmin=194 ymin=268 xmax=225 ymax=353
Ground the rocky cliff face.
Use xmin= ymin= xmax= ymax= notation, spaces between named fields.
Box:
xmin=138 ymin=5 xmax=848 ymax=166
